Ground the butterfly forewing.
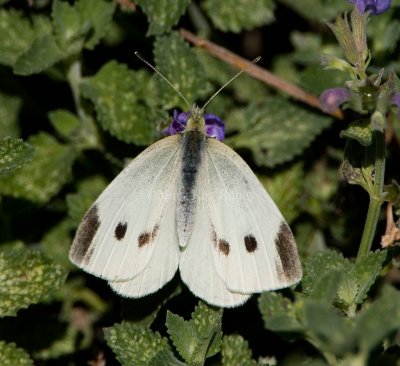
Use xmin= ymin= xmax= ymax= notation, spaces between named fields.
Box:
xmin=202 ymin=138 xmax=302 ymax=293
xmin=70 ymin=135 xmax=182 ymax=282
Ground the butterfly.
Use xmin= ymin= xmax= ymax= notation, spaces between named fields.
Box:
xmin=69 ymin=102 xmax=302 ymax=307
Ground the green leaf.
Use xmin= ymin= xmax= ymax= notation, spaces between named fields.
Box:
xmin=0 ymin=137 xmax=35 ymax=176
xmin=350 ymin=250 xmax=386 ymax=305
xmin=258 ymin=292 xmax=303 ymax=332
xmin=149 ymin=349 xmax=188 ymax=366
xmin=104 ymin=322 xmax=170 ymax=366
xmin=303 ymin=300 xmax=354 ymax=355
xmin=0 ymin=132 xmax=77 ymax=204
xmin=280 ymin=0 xmax=351 ymax=22
xmin=221 ymin=335 xmax=257 ymax=366
xmin=355 ymin=286 xmax=400 ymax=353
xmin=14 ymin=33 xmax=66 ymax=76
xmin=202 ymin=0 xmax=275 ymax=33
xmin=0 ymin=9 xmax=52 ymax=67
xmin=0 ymin=92 xmax=23 ymax=138
xmin=136 ymin=0 xmax=190 ymax=35
xmin=166 ymin=301 xmax=222 ymax=365
xmin=66 ymin=175 xmax=108 ymax=226
xmin=0 ymin=341 xmax=33 ymax=366
xmin=81 ymin=61 xmax=162 ymax=145
xmin=0 ymin=247 xmax=68 ymax=317
xmin=258 ymin=162 xmax=304 ymax=224
xmin=302 ymin=250 xmax=351 ymax=295
xmin=41 ymin=219 xmax=75 ymax=269
xmin=74 ymin=0 xmax=115 ymax=50
xmin=154 ymin=32 xmax=208 ymax=110
xmin=226 ymin=97 xmax=332 ymax=167
xmin=48 ymin=109 xmax=81 ymax=140
xmin=340 ymin=119 xmax=373 ymax=146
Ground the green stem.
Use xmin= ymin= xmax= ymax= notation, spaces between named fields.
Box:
xmin=356 ymin=131 xmax=385 ymax=261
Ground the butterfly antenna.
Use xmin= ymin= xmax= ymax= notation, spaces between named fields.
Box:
xmin=201 ymin=56 xmax=261 ymax=111
xmin=135 ymin=52 xmax=191 ymax=108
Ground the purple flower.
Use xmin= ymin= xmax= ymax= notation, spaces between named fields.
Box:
xmin=163 ymin=110 xmax=225 ymax=141
xmin=320 ymin=88 xmax=351 ymax=113
xmin=348 ymin=0 xmax=392 ymax=15
xmin=391 ymin=92 xmax=400 ymax=117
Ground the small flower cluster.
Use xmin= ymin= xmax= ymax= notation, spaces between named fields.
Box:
xmin=163 ymin=110 xmax=225 ymax=141
xmin=348 ymin=0 xmax=391 ymax=15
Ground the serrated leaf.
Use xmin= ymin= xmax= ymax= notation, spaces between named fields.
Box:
xmin=303 ymin=300 xmax=354 ymax=355
xmin=0 ymin=92 xmax=23 ymax=138
xmin=81 ymin=61 xmax=162 ymax=145
xmin=166 ymin=311 xmax=196 ymax=363
xmin=258 ymin=292 xmax=303 ymax=332
xmin=136 ymin=0 xmax=190 ymax=35
xmin=0 ymin=341 xmax=33 ymax=366
xmin=149 ymin=349 xmax=188 ymax=366
xmin=166 ymin=302 xmax=222 ymax=365
xmin=75 ymin=0 xmax=115 ymax=50
xmin=14 ymin=33 xmax=65 ymax=76
xmin=48 ymin=109 xmax=81 ymax=140
xmin=0 ymin=137 xmax=35 ymax=176
xmin=355 ymin=285 xmax=400 ymax=353
xmin=104 ymin=322 xmax=170 ymax=366
xmin=202 ymin=0 xmax=275 ymax=33
xmin=154 ymin=32 xmax=208 ymax=110
xmin=226 ymin=98 xmax=332 ymax=167
xmin=221 ymin=335 xmax=257 ymax=366
xmin=350 ymin=250 xmax=386 ymax=305
xmin=41 ymin=219 xmax=75 ymax=269
xmin=66 ymin=175 xmax=108 ymax=226
xmin=0 ymin=132 xmax=77 ymax=204
xmin=309 ymin=270 xmax=343 ymax=304
xmin=51 ymin=0 xmax=87 ymax=52
xmin=0 ymin=9 xmax=52 ymax=67
xmin=340 ymin=119 xmax=373 ymax=146
xmin=302 ymin=250 xmax=351 ymax=294
xmin=280 ymin=0 xmax=351 ymax=22
xmin=0 ymin=247 xmax=68 ymax=317
xmin=258 ymin=162 xmax=304 ymax=224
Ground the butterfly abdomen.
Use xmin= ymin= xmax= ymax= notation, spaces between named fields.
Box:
xmin=176 ymin=130 xmax=205 ymax=247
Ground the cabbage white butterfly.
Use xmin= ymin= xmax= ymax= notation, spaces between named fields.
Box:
xmin=69 ymin=55 xmax=302 ymax=307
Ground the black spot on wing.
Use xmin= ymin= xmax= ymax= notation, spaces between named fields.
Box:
xmin=275 ymin=221 xmax=302 ymax=282
xmin=138 ymin=223 xmax=160 ymax=248
xmin=70 ymin=205 xmax=101 ymax=264
xmin=244 ymin=234 xmax=257 ymax=253
xmin=218 ymin=239 xmax=230 ymax=256
xmin=115 ymin=222 xmax=127 ymax=240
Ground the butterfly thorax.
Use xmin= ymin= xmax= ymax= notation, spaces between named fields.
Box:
xmin=176 ymin=107 xmax=207 ymax=247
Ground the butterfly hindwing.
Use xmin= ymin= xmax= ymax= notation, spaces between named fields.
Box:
xmin=69 ymin=135 xmax=182 ymax=282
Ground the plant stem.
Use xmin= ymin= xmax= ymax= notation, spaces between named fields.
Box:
xmin=356 ymin=131 xmax=385 ymax=261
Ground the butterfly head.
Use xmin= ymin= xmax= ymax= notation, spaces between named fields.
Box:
xmin=163 ymin=106 xmax=225 ymax=140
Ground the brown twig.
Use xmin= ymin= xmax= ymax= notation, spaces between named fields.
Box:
xmin=180 ymin=28 xmax=344 ymax=120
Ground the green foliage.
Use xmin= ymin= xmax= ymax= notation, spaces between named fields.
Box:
xmin=136 ymin=0 xmax=190 ymax=35
xmin=104 ymin=322 xmax=170 ymax=365
xmin=0 ymin=137 xmax=35 ymax=176
xmin=154 ymin=32 xmax=208 ymax=109
xmin=226 ymin=97 xmax=332 ymax=167
xmin=166 ymin=302 xmax=222 ymax=365
xmin=202 ymin=0 xmax=275 ymax=33
xmin=0 ymin=133 xmax=77 ymax=203
xmin=0 ymin=247 xmax=67 ymax=317
xmin=221 ymin=335 xmax=257 ymax=366
xmin=81 ymin=61 xmax=162 ymax=145
xmin=0 ymin=341 xmax=33 ymax=366
xmin=0 ymin=92 xmax=23 ymax=138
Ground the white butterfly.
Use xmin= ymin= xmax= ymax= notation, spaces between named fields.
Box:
xmin=69 ymin=102 xmax=302 ymax=307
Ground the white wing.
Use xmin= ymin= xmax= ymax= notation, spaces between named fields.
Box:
xmin=179 ymin=190 xmax=251 ymax=307
xmin=69 ymin=135 xmax=182 ymax=283
xmin=204 ymin=138 xmax=302 ymax=293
